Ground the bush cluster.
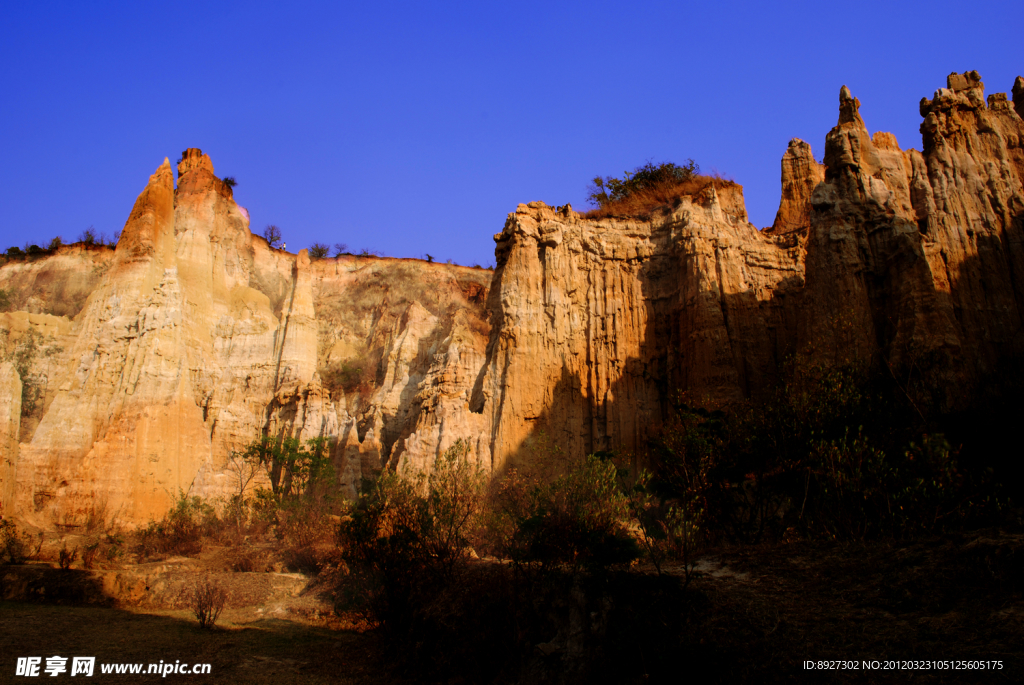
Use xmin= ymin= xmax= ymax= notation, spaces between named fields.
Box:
xmin=134 ymin=492 xmax=218 ymax=557
xmin=131 ymin=436 xmax=343 ymax=571
xmin=308 ymin=242 xmax=329 ymax=260
xmin=2 ymin=228 xmax=118 ymax=262
xmin=584 ymin=160 xmax=736 ymax=219
xmin=327 ymin=360 xmax=1007 ymax=681
xmin=587 ymin=160 xmax=698 ymax=207
xmin=320 ymin=360 xmax=375 ymax=400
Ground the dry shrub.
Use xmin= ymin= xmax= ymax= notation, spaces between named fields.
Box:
xmin=58 ymin=542 xmax=78 ymax=570
xmin=584 ymin=175 xmax=738 ymax=220
xmin=84 ymin=500 xmax=109 ymax=533
xmin=134 ymin=492 xmax=217 ymax=559
xmin=103 ymin=532 xmax=126 ymax=562
xmin=281 ymin=509 xmax=338 ymax=574
xmin=188 ymin=578 xmax=227 ymax=629
xmin=337 ymin=440 xmax=484 ymax=621
xmin=337 ymin=447 xmax=691 ymax=682
xmin=277 ymin=481 xmax=344 ymax=575
xmin=82 ymin=541 xmax=100 ymax=569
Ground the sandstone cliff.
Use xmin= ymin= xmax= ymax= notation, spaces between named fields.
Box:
xmin=475 ymin=71 xmax=1023 ymax=470
xmin=2 ymin=70 xmax=1022 ymax=528
xmin=1 ymin=150 xmax=491 ymax=528
xmin=799 ymin=72 xmax=1024 ymax=401
xmin=475 ymin=190 xmax=804 ymax=471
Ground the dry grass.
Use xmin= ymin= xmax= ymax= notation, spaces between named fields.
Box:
xmin=583 ymin=174 xmax=739 ymax=220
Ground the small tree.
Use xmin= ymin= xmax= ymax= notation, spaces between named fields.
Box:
xmin=333 ymin=242 xmax=349 ymax=257
xmin=79 ymin=227 xmax=97 ymax=246
xmin=222 ymin=176 xmax=237 ymax=189
xmin=309 ymin=242 xmax=330 ymax=260
xmin=262 ymin=225 xmax=282 ymax=248
xmin=47 ymin=236 xmax=63 ymax=251
xmin=422 ymin=440 xmax=486 ymax=579
xmin=225 ymin=450 xmax=261 ymax=533
xmin=337 ymin=439 xmax=485 ymax=627
xmin=240 ymin=436 xmax=335 ymax=501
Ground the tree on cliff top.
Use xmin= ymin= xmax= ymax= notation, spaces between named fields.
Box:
xmin=263 ymin=225 xmax=282 ymax=248
xmin=309 ymin=242 xmax=330 ymax=260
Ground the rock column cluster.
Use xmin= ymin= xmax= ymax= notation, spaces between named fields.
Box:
xmin=2 ymin=71 xmax=1022 ymax=526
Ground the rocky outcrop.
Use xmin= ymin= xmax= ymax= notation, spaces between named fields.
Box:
xmin=2 ymin=70 xmax=1022 ymax=526
xmin=475 ymin=190 xmax=804 ymax=471
xmin=472 ymin=70 xmax=1024 ymax=470
xmin=1 ymin=149 xmax=491 ymax=527
xmin=799 ymin=71 xmax=1024 ymax=401
xmin=770 ymin=139 xmax=825 ymax=238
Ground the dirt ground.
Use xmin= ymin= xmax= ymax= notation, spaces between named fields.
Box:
xmin=682 ymin=531 xmax=1024 ymax=683
xmin=1 ymin=531 xmax=1021 ymax=684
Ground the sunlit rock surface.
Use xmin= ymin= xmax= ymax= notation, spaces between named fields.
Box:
xmin=2 ymin=70 xmax=1022 ymax=527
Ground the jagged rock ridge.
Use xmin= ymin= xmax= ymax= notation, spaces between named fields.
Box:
xmin=2 ymin=70 xmax=1022 ymax=526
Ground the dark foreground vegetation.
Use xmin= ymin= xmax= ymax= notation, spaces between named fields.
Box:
xmin=3 ymin=356 xmax=1022 ymax=683
xmin=321 ymin=359 xmax=1019 ymax=683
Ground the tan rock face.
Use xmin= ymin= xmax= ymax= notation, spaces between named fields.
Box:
xmin=473 ymin=71 xmax=1024 ymax=469
xmin=2 ymin=71 xmax=1022 ymax=527
xmin=476 ymin=191 xmax=803 ymax=471
xmin=770 ymin=139 xmax=825 ymax=237
xmin=0 ymin=362 xmax=21 ymax=516
xmin=0 ymin=245 xmax=112 ymax=319
xmin=1 ymin=150 xmax=491 ymax=527
xmin=800 ymin=72 xmax=1024 ymax=400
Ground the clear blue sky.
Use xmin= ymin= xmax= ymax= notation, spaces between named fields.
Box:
xmin=1 ymin=1 xmax=1020 ymax=267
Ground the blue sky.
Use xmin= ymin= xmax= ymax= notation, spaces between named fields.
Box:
xmin=1 ymin=1 xmax=1020 ymax=267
